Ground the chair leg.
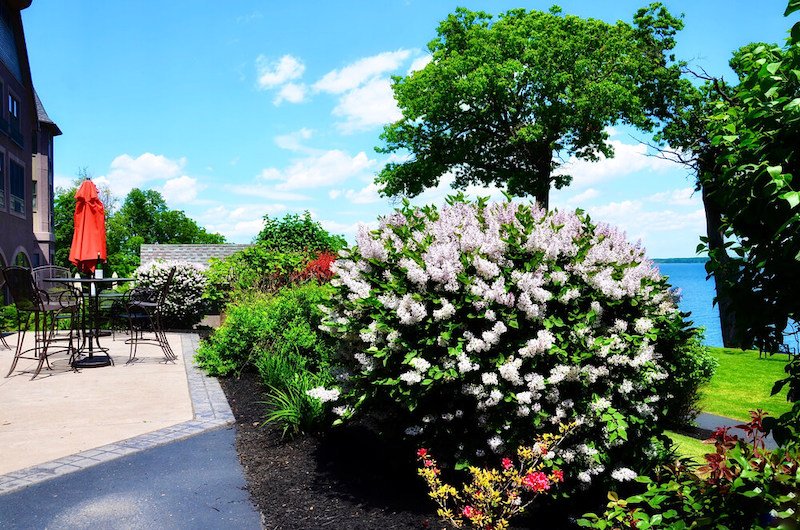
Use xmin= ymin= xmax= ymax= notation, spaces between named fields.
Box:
xmin=5 ymin=312 xmax=30 ymax=377
xmin=153 ymin=312 xmax=175 ymax=362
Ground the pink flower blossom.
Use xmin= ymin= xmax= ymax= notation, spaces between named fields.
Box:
xmin=522 ymin=471 xmax=551 ymax=492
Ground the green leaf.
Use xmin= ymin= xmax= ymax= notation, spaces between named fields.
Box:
xmin=785 ymin=0 xmax=800 ymax=16
xmin=781 ymin=191 xmax=800 ymax=209
xmin=766 ymin=61 xmax=782 ymax=75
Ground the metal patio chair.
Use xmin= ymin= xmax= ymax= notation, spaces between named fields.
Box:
xmin=124 ymin=267 xmax=177 ymax=363
xmin=3 ymin=266 xmax=81 ymax=379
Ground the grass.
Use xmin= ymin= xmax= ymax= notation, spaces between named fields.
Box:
xmin=665 ymin=431 xmax=711 ymax=465
xmin=698 ymin=347 xmax=791 ymax=422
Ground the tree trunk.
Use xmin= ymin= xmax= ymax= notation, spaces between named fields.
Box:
xmin=701 ymin=182 xmax=741 ymax=348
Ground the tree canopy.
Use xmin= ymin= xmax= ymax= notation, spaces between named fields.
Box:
xmin=53 ymin=185 xmax=225 ymax=276
xmin=376 ymin=3 xmax=686 ymax=207
xmin=255 ymin=211 xmax=346 ymax=254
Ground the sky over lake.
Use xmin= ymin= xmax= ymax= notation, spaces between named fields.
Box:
xmin=23 ymin=1 xmax=793 ymax=258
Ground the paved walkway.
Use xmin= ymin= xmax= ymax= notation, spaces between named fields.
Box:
xmin=0 ymin=332 xmax=262 ymax=529
xmin=695 ymin=412 xmax=778 ymax=450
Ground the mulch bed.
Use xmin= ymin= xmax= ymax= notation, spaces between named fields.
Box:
xmin=219 ymin=371 xmax=436 ymax=530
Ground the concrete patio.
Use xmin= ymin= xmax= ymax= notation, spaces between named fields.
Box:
xmin=0 ymin=330 xmax=234 ymax=493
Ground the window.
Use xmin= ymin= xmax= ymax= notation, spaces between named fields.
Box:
xmin=8 ymin=93 xmax=18 ymax=119
xmin=8 ymin=93 xmax=19 ymax=144
xmin=13 ymin=251 xmax=29 ymax=268
xmin=9 ymin=159 xmax=24 ymax=214
xmin=31 ymin=179 xmax=37 ymax=212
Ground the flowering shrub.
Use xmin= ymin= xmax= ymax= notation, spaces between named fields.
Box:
xmin=135 ymin=260 xmax=207 ymax=329
xmin=418 ymin=424 xmax=571 ymax=529
xmin=579 ymin=410 xmax=800 ymax=528
xmin=321 ymin=196 xmax=713 ymax=490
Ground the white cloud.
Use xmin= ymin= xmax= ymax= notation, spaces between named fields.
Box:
xmin=408 ymin=54 xmax=432 ymax=73
xmin=314 ymin=49 xmax=411 ymax=94
xmin=274 ymin=82 xmax=306 ymax=105
xmin=256 ymin=54 xmax=305 ymax=89
xmin=201 ymin=203 xmax=288 ymax=243
xmin=328 ymin=189 xmax=342 ymax=199
xmin=101 ymin=153 xmax=186 ymax=197
xmin=260 ymin=149 xmax=375 ymax=191
xmin=564 ymin=188 xmax=600 ymax=206
xmin=646 ymin=187 xmax=698 ymax=207
xmin=344 ymin=182 xmax=382 ymax=204
xmin=274 ymin=128 xmax=315 ymax=153
xmin=333 ymin=77 xmax=401 ymax=133
xmin=584 ymin=199 xmax=706 ymax=257
xmin=161 ymin=175 xmax=204 ymax=204
xmin=320 ymin=219 xmax=374 ymax=238
xmin=555 ymin=140 xmax=675 ymax=190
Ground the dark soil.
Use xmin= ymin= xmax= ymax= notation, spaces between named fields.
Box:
xmin=219 ymin=371 xmax=437 ymax=530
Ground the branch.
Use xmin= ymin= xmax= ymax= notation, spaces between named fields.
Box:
xmin=683 ymin=66 xmax=736 ymax=105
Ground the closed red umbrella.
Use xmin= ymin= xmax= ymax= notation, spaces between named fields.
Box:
xmin=69 ymin=179 xmax=107 ymax=274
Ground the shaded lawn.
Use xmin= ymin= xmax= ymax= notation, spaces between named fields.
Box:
xmin=698 ymin=347 xmax=791 ymax=422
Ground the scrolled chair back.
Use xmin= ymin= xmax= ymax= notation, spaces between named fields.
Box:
xmin=2 ymin=266 xmax=45 ymax=312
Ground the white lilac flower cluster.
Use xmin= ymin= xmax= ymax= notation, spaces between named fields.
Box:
xmin=306 ymin=386 xmax=341 ymax=403
xmin=134 ymin=260 xmax=208 ymax=328
xmin=322 ymin=197 xmax=692 ymax=489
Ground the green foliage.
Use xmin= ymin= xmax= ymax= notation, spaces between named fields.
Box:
xmin=263 ymin=376 xmax=327 ymax=439
xmin=699 ymin=39 xmax=800 ymax=351
xmin=662 ymin=332 xmax=718 ymax=428
xmin=377 ymin=4 xmax=686 ymax=206
xmin=196 ymin=284 xmax=337 ymax=436
xmin=0 ymin=304 xmax=18 ymax=332
xmin=579 ymin=411 xmax=800 ymax=529
xmin=764 ymin=354 xmax=800 ymax=448
xmin=195 ymin=284 xmax=336 ymax=377
xmin=203 ymin=247 xmax=308 ymax=312
xmin=255 ymin=211 xmax=346 ymax=254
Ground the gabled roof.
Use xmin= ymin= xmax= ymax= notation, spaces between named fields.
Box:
xmin=34 ymin=89 xmax=61 ymax=135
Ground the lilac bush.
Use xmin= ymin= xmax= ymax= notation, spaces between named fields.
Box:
xmin=319 ymin=196 xmax=712 ymax=489
xmin=134 ymin=260 xmax=207 ymax=329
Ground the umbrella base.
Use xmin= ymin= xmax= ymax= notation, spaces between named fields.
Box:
xmin=73 ymin=354 xmax=112 ymax=368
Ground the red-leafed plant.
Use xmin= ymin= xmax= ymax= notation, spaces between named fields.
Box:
xmin=292 ymin=252 xmax=337 ymax=284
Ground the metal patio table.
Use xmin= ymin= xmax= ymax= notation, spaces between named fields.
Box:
xmin=45 ymin=277 xmax=133 ymax=368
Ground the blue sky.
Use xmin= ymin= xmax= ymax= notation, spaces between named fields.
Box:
xmin=22 ymin=1 xmax=793 ymax=258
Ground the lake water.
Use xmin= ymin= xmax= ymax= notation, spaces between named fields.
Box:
xmin=655 ymin=262 xmax=723 ymax=347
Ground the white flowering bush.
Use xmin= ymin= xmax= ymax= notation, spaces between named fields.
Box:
xmin=320 ymin=196 xmax=713 ymax=490
xmin=134 ymin=260 xmax=208 ymax=329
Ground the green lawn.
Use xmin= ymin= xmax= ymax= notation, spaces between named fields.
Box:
xmin=665 ymin=431 xmax=711 ymax=464
xmin=698 ymin=346 xmax=791 ymax=422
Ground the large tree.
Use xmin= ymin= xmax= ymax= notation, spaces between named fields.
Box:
xmin=376 ymin=4 xmax=686 ymax=207
xmin=700 ymin=38 xmax=799 ymax=353
xmin=655 ymin=80 xmax=745 ymax=347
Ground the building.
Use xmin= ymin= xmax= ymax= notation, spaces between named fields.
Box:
xmin=0 ymin=0 xmax=60 ymax=271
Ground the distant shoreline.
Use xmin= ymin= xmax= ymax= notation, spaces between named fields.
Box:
xmin=652 ymin=257 xmax=710 ymax=264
